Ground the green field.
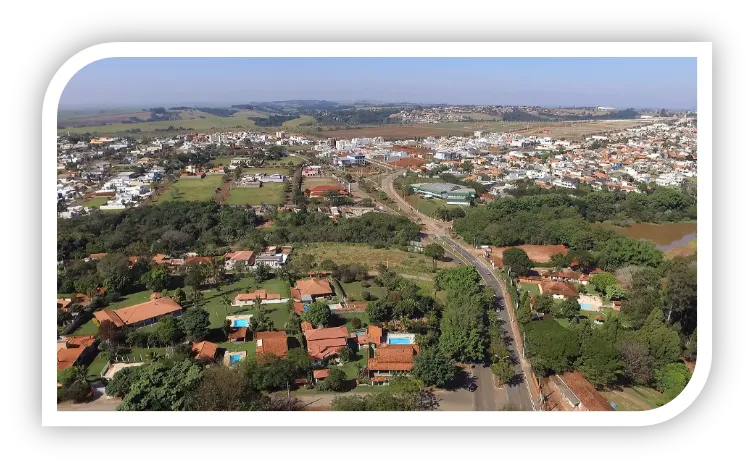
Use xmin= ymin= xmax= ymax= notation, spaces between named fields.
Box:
xmin=302 ymin=176 xmax=341 ymax=190
xmin=282 ymin=115 xmax=316 ymax=129
xmin=518 ymin=282 xmax=541 ymax=297
xmin=340 ymin=281 xmax=387 ymax=301
xmin=156 ymin=177 xmax=223 ymax=203
xmin=81 ymin=197 xmax=109 ymax=208
xmin=86 ymin=352 xmax=110 ymax=378
xmin=69 ymin=319 xmax=99 ymax=336
xmin=225 ymin=183 xmax=286 ymax=205
xmin=600 ymin=386 xmax=663 ymax=411
xmin=406 ymin=195 xmax=449 ymax=217
xmin=201 ymin=276 xmax=291 ymax=329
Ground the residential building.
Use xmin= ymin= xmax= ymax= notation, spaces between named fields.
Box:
xmin=304 ymin=326 xmax=349 ymax=361
xmin=224 ymin=250 xmax=255 ymax=272
xmin=255 ymin=330 xmax=289 ymax=361
xmin=367 ymin=344 xmax=420 ymax=385
xmin=290 ymin=278 xmax=333 ymax=302
xmin=554 ymin=371 xmax=615 ymax=411
xmin=93 ymin=296 xmax=183 ymax=329
xmin=57 ymin=335 xmax=97 ymax=371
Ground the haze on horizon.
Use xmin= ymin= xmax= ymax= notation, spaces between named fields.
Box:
xmin=59 ymin=57 xmax=697 ymax=111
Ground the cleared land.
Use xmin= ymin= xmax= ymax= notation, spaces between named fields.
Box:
xmin=282 ymin=115 xmax=316 ymax=129
xmin=320 ymin=125 xmax=471 ymax=139
xmin=58 ymin=111 xmax=153 ymax=128
xmin=604 ymin=222 xmax=696 ymax=246
xmin=155 ymin=177 xmax=223 ymax=203
xmin=81 ymin=197 xmax=109 ymax=208
xmin=225 ymin=183 xmax=286 ymax=205
xmin=599 ymin=386 xmax=663 ymax=411
xmin=298 ymin=243 xmax=454 ymax=277
xmin=302 ymin=176 xmax=341 ymax=190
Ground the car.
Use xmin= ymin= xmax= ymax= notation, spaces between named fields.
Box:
xmin=468 ymin=383 xmax=478 ymax=392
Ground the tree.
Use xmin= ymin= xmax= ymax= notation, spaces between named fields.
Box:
xmin=180 ymin=307 xmax=211 ymax=341
xmin=516 ymin=291 xmax=532 ymax=324
xmin=412 ymin=347 xmax=457 ymax=388
xmin=254 ymin=263 xmax=271 ymax=282
xmin=117 ymin=359 xmax=203 ymax=411
xmin=525 ymin=323 xmax=579 ymax=375
xmin=302 ymin=302 xmax=331 ymax=328
xmin=683 ymin=329 xmax=697 ymax=362
xmin=655 ymin=362 xmax=691 ymax=405
xmin=140 ymin=265 xmax=171 ymax=291
xmin=491 ymin=359 xmax=516 ymax=385
xmin=189 ymin=366 xmax=263 ymax=411
xmin=350 ymin=316 xmax=362 ymax=329
xmin=423 ymin=243 xmax=445 ymax=268
xmin=286 ymin=347 xmax=312 ymax=374
xmin=577 ymin=334 xmax=622 ymax=388
xmin=97 ymin=253 xmax=134 ymax=295
xmin=172 ymin=287 xmax=187 ymax=306
xmin=503 ymin=248 xmax=533 ymax=278
xmin=558 ymin=296 xmax=581 ymax=320
xmin=402 ymin=185 xmax=415 ymax=197
xmin=57 ymin=366 xmax=88 ymax=388
xmin=317 ymin=367 xmax=349 ymax=392
xmin=532 ymin=294 xmax=555 ymax=316
xmin=366 ymin=300 xmax=392 ymax=324
xmin=590 ymin=272 xmax=617 ymax=295
xmin=640 ymin=310 xmax=681 ymax=369
xmin=605 ymin=283 xmax=627 ymax=301
xmin=617 ymin=339 xmax=653 ymax=384
xmin=105 ymin=365 xmax=141 ymax=397
xmin=98 ymin=319 xmax=121 ymax=343
xmin=154 ymin=315 xmax=183 ymax=346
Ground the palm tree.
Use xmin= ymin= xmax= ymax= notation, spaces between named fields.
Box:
xmin=220 ymin=294 xmax=232 ymax=322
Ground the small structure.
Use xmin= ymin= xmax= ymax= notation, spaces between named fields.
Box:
xmin=227 ymin=327 xmax=249 ymax=343
xmin=233 ymin=289 xmax=282 ymax=306
xmin=56 ymin=335 xmax=97 ymax=371
xmin=554 ymin=371 xmax=614 ymax=411
xmin=192 ymin=341 xmax=218 ymax=361
xmin=313 ymin=369 xmax=330 ymax=383
xmin=223 ymin=351 xmax=247 ymax=367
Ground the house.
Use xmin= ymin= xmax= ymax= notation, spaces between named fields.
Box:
xmin=93 ymin=296 xmax=183 ymax=329
xmin=312 ymin=369 xmax=329 ymax=383
xmin=227 ymin=327 xmax=248 ymax=342
xmin=57 ymin=335 xmax=97 ymax=371
xmin=307 ymin=185 xmax=348 ymax=197
xmin=192 ymin=341 xmax=218 ymax=361
xmin=539 ymin=281 xmax=579 ymax=299
xmin=253 ymin=246 xmax=290 ymax=270
xmin=367 ymin=344 xmax=420 ymax=385
xmin=255 ymin=330 xmax=289 ymax=361
xmin=57 ymin=293 xmax=91 ymax=315
xmin=304 ymin=326 xmax=349 ymax=360
xmin=554 ymin=371 xmax=614 ymax=411
xmin=302 ymin=166 xmax=321 ymax=177
xmin=539 ymin=269 xmax=589 ymax=286
xmin=233 ymin=289 xmax=282 ymax=306
xmin=224 ymin=250 xmax=255 ymax=272
xmin=86 ymin=252 xmax=108 ymax=262
xmin=290 ymin=278 xmax=333 ymax=302
xmin=354 ymin=324 xmax=383 ymax=348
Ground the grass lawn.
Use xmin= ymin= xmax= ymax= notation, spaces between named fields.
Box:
xmin=302 ymin=176 xmax=341 ymax=190
xmin=201 ymin=276 xmax=292 ymax=329
xmin=298 ymin=243 xmax=453 ymax=277
xmin=156 ymin=177 xmax=223 ymax=203
xmin=86 ymin=352 xmax=110 ymax=378
xmin=518 ymin=282 xmax=541 ymax=297
xmin=340 ymin=281 xmax=387 ymax=301
xmin=406 ymin=195 xmax=451 ymax=218
xmin=81 ymin=197 xmax=109 ymax=208
xmin=600 ymin=385 xmax=663 ymax=411
xmin=219 ymin=340 xmax=257 ymax=361
xmin=339 ymin=349 xmax=368 ymax=380
xmin=331 ymin=312 xmax=370 ymax=332
xmin=128 ymin=347 xmax=170 ymax=360
xmin=225 ymin=183 xmax=286 ymax=205
xmin=69 ymin=319 xmax=99 ymax=336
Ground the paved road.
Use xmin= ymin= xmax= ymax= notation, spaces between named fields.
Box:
xmin=380 ymin=170 xmax=535 ymax=411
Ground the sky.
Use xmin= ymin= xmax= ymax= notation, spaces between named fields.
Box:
xmin=59 ymin=57 xmax=697 ymax=110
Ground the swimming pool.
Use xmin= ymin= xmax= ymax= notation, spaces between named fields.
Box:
xmin=580 ymin=304 xmax=594 ymax=310
xmin=229 ymin=354 xmax=242 ymax=365
xmin=388 ymin=338 xmax=411 ymax=344
xmin=233 ymin=319 xmax=249 ymax=327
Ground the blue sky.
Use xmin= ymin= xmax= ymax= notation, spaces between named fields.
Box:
xmin=59 ymin=57 xmax=697 ymax=110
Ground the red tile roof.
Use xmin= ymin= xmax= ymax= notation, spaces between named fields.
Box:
xmin=192 ymin=341 xmax=218 ymax=360
xmin=540 ymin=281 xmax=579 ymax=297
xmin=235 ymin=289 xmax=281 ymax=301
xmin=56 ymin=335 xmax=96 ymax=371
xmin=290 ymin=278 xmax=333 ymax=300
xmin=304 ymin=326 xmax=349 ymax=360
xmin=313 ymin=369 xmax=330 ymax=379
xmin=255 ymin=331 xmax=289 ymax=360
xmin=367 ymin=325 xmax=383 ymax=344
xmin=367 ymin=344 xmax=419 ymax=371
xmin=94 ymin=297 xmax=182 ymax=328
xmin=559 ymin=371 xmax=614 ymax=411
xmin=225 ymin=250 xmax=254 ymax=262
xmin=228 ymin=328 xmax=248 ymax=341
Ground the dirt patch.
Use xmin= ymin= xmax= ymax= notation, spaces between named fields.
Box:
xmin=58 ymin=112 xmax=153 ymax=128
xmin=320 ymin=125 xmax=472 ymax=140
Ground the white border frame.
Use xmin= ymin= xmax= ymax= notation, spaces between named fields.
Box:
xmin=43 ymin=42 xmax=711 ymax=426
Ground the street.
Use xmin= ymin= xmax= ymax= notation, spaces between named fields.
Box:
xmin=380 ymin=170 xmax=536 ymax=411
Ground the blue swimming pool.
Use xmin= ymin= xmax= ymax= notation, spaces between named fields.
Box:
xmin=233 ymin=319 xmax=249 ymax=327
xmin=229 ymin=354 xmax=242 ymax=365
xmin=388 ymin=338 xmax=411 ymax=344
xmin=580 ymin=304 xmax=594 ymax=310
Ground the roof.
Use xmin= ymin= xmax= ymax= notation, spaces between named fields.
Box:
xmin=235 ymin=289 xmax=281 ymax=301
xmin=558 ymin=371 xmax=614 ymax=411
xmin=540 ymin=281 xmax=579 ymax=297
xmin=308 ymin=184 xmax=346 ymax=193
xmin=293 ymin=302 xmax=305 ymax=314
xmin=304 ymin=326 xmax=349 ymax=359
xmin=313 ymin=369 xmax=330 ymax=379
xmin=367 ymin=344 xmax=419 ymax=371
xmin=88 ymin=253 xmax=108 ymax=260
xmin=228 ymin=327 xmax=248 ymax=341
xmin=226 ymin=250 xmax=254 ymax=262
xmin=255 ymin=331 xmax=288 ymax=360
xmin=301 ymin=321 xmax=314 ymax=332
xmin=367 ymin=325 xmax=383 ymax=344
xmin=185 ymin=256 xmax=213 ymax=265
xmin=192 ymin=341 xmax=218 ymax=360
xmin=291 ymin=278 xmax=333 ymax=300
xmin=304 ymin=326 xmax=349 ymax=342
xmin=56 ymin=335 xmax=96 ymax=371
xmin=94 ymin=296 xmax=181 ymax=327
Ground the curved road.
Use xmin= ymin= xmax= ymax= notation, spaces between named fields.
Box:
xmin=380 ymin=170 xmax=536 ymax=411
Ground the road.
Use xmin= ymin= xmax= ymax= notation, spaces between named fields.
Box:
xmin=380 ymin=170 xmax=536 ymax=411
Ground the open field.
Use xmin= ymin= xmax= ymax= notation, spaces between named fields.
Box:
xmin=297 ymin=243 xmax=454 ymax=277
xmin=600 ymin=385 xmax=663 ymax=411
xmin=282 ymin=115 xmax=316 ymax=129
xmin=405 ymin=195 xmax=460 ymax=217
xmin=340 ymin=281 xmax=387 ymax=301
xmin=58 ymin=111 xmax=154 ymax=128
xmin=225 ymin=183 xmax=286 ymax=205
xmin=518 ymin=282 xmax=541 ymax=297
xmin=320 ymin=125 xmax=472 ymax=139
xmin=155 ymin=177 xmax=223 ymax=203
xmin=302 ymin=176 xmax=341 ymax=190
xmin=81 ymin=197 xmax=109 ymax=208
